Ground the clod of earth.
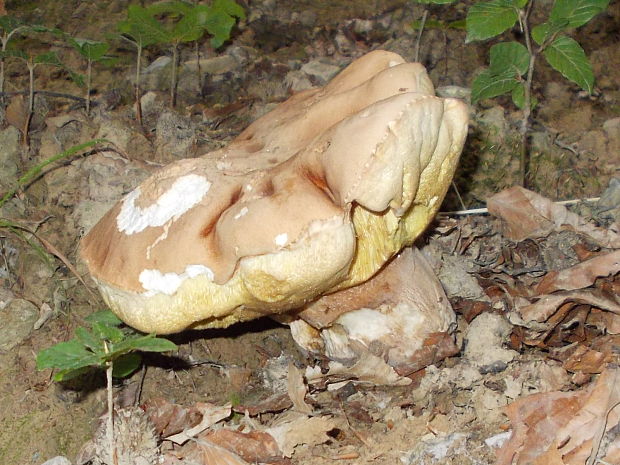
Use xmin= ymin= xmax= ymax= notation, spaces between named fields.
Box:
xmin=80 ymin=50 xmax=468 ymax=367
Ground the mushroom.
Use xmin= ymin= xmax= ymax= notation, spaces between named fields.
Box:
xmin=80 ymin=51 xmax=468 ymax=368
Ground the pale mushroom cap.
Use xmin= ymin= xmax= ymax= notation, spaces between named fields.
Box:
xmin=80 ymin=50 xmax=469 ymax=334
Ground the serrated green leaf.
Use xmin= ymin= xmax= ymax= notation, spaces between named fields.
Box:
xmin=466 ymin=0 xmax=519 ymax=42
xmin=471 ymin=67 xmax=520 ymax=103
xmin=550 ymin=0 xmax=610 ymax=28
xmin=543 ymin=35 xmax=594 ymax=93
xmin=53 ymin=366 xmax=94 ymax=382
xmin=0 ymin=15 xmax=23 ymax=33
xmin=73 ymin=39 xmax=109 ymax=61
xmin=510 ymin=83 xmax=538 ymax=109
xmin=489 ymin=41 xmax=529 ymax=75
xmin=212 ymin=0 xmax=245 ymax=20
xmin=120 ymin=5 xmax=169 ymax=46
xmin=112 ymin=353 xmax=142 ymax=378
xmin=172 ymin=9 xmax=204 ymax=43
xmin=86 ymin=310 xmax=122 ymax=327
xmin=92 ymin=322 xmax=125 ymax=343
xmin=34 ymin=51 xmax=62 ymax=66
xmin=531 ymin=19 xmax=569 ymax=45
xmin=203 ymin=9 xmax=235 ymax=48
xmin=75 ymin=327 xmax=104 ymax=354
xmin=36 ymin=340 xmax=101 ymax=372
xmin=131 ymin=336 xmax=178 ymax=353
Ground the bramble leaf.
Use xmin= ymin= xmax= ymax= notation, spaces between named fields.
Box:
xmin=86 ymin=310 xmax=122 ymax=327
xmin=112 ymin=353 xmax=142 ymax=378
xmin=466 ymin=0 xmax=519 ymax=42
xmin=543 ymin=35 xmax=594 ymax=93
xmin=511 ymin=83 xmax=538 ymax=109
xmin=471 ymin=67 xmax=520 ymax=103
xmin=119 ymin=4 xmax=169 ymax=46
xmin=489 ymin=41 xmax=529 ymax=75
xmin=36 ymin=340 xmax=101 ymax=372
xmin=92 ymin=322 xmax=125 ymax=343
xmin=550 ymin=0 xmax=610 ymax=29
xmin=75 ymin=327 xmax=104 ymax=354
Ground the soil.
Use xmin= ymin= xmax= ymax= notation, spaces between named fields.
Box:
xmin=0 ymin=0 xmax=619 ymax=464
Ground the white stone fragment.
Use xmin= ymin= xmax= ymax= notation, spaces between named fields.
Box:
xmin=117 ymin=174 xmax=211 ymax=235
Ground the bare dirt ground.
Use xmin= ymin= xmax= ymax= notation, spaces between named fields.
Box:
xmin=0 ymin=0 xmax=619 ymax=464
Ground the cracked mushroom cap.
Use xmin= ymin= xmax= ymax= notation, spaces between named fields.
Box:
xmin=80 ymin=50 xmax=469 ymax=334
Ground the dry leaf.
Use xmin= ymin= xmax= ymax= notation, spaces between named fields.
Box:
xmin=202 ymin=429 xmax=283 ymax=463
xmin=487 ymin=187 xmax=620 ymax=248
xmin=496 ymin=368 xmax=620 ymax=465
xmin=287 ymin=362 xmax=312 ymax=414
xmin=233 ymin=392 xmax=292 ymax=416
xmin=265 ymin=413 xmax=337 ymax=457
xmin=144 ymin=398 xmax=203 ymax=437
xmin=536 ymin=250 xmax=620 ymax=295
xmin=166 ymin=403 xmax=231 ymax=445
xmin=169 ymin=438 xmax=250 ymax=465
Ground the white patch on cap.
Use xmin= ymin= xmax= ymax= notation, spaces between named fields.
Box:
xmin=117 ymin=174 xmax=211 ymax=235
xmin=139 ymin=264 xmax=214 ymax=296
xmin=233 ymin=206 xmax=249 ymax=220
xmin=274 ymin=233 xmax=288 ymax=247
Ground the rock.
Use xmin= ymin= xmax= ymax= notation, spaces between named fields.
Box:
xmin=154 ymin=110 xmax=197 ymax=162
xmin=0 ymin=298 xmax=39 ymax=351
xmin=0 ymin=125 xmax=21 ymax=192
xmin=183 ymin=54 xmax=238 ymax=75
xmin=284 ymin=69 xmax=313 ymax=92
xmin=300 ymin=60 xmax=341 ymax=85
xmin=463 ymin=312 xmax=517 ymax=370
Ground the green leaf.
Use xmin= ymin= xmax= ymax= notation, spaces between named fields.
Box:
xmin=74 ymin=38 xmax=110 ymax=61
xmin=34 ymin=51 xmax=62 ymax=66
xmin=471 ymin=67 xmax=520 ymax=103
xmin=489 ymin=41 xmax=529 ymax=75
xmin=119 ymin=5 xmax=169 ymax=46
xmin=92 ymin=322 xmax=125 ymax=343
xmin=531 ymin=19 xmax=569 ymax=45
xmin=75 ymin=327 xmax=104 ymax=354
xmin=550 ymin=0 xmax=610 ymax=29
xmin=36 ymin=340 xmax=101 ymax=372
xmin=511 ymin=0 xmax=529 ymax=7
xmin=203 ymin=8 xmax=235 ymax=48
xmin=466 ymin=0 xmax=519 ymax=42
xmin=414 ymin=0 xmax=457 ymax=4
xmin=510 ymin=83 xmax=538 ymax=109
xmin=0 ymin=15 xmax=24 ymax=33
xmin=86 ymin=310 xmax=122 ymax=327
xmin=172 ymin=9 xmax=204 ymax=43
xmin=543 ymin=35 xmax=594 ymax=93
xmin=0 ymin=48 xmax=28 ymax=60
xmin=212 ymin=0 xmax=245 ymax=20
xmin=53 ymin=366 xmax=94 ymax=382
xmin=113 ymin=334 xmax=177 ymax=354
xmin=112 ymin=353 xmax=142 ymax=378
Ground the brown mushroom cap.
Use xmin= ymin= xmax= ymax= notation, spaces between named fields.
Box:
xmin=80 ymin=50 xmax=469 ymax=334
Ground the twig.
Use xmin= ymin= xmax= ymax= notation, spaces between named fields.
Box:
xmin=0 ymin=89 xmax=88 ymax=103
xmin=439 ymin=196 xmax=600 ymax=216
xmin=414 ymin=9 xmax=428 ymax=63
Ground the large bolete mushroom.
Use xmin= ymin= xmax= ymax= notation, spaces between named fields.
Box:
xmin=81 ymin=51 xmax=468 ymax=368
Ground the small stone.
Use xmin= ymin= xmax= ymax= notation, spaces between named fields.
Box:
xmin=301 ymin=60 xmax=341 ymax=85
xmin=0 ymin=298 xmax=39 ymax=351
xmin=0 ymin=125 xmax=21 ymax=192
xmin=40 ymin=457 xmax=72 ymax=465
xmin=463 ymin=312 xmax=518 ymax=368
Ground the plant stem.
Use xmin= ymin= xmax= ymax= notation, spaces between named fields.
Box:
xmin=0 ymin=138 xmax=109 ymax=208
xmin=23 ymin=60 xmax=35 ymax=147
xmin=519 ymin=1 xmax=536 ymax=188
xmin=170 ymin=43 xmax=178 ymax=108
xmin=104 ymin=342 xmax=117 ymax=465
xmin=135 ymin=41 xmax=143 ymax=127
xmin=414 ymin=9 xmax=428 ymax=63
xmin=195 ymin=41 xmax=202 ymax=97
xmin=86 ymin=58 xmax=92 ymax=115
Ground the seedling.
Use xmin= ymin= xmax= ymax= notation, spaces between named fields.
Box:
xmin=65 ymin=36 xmax=115 ymax=115
xmin=467 ymin=0 xmax=610 ymax=186
xmin=37 ymin=309 xmax=177 ymax=465
xmin=0 ymin=15 xmax=28 ymax=93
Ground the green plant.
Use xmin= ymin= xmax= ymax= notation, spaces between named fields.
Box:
xmin=0 ymin=15 xmax=28 ymax=93
xmin=0 ymin=139 xmax=108 ymax=268
xmin=64 ymin=36 xmax=115 ymax=115
xmin=410 ymin=0 xmax=464 ymax=62
xmin=36 ymin=309 xmax=177 ymax=463
xmin=466 ymin=0 xmax=610 ymax=186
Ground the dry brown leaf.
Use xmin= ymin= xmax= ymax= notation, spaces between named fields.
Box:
xmin=144 ymin=398 xmax=203 ymax=437
xmin=169 ymin=438 xmax=251 ymax=465
xmin=536 ymin=250 xmax=620 ymax=294
xmin=233 ymin=392 xmax=292 ymax=416
xmin=202 ymin=429 xmax=283 ymax=463
xmin=166 ymin=403 xmax=231 ymax=445
xmin=562 ymin=336 xmax=620 ymax=374
xmin=265 ymin=413 xmax=337 ymax=457
xmin=495 ymin=368 xmax=620 ymax=465
xmin=517 ymin=289 xmax=620 ymax=323
xmin=287 ymin=362 xmax=312 ymax=414
xmin=487 ymin=187 xmax=620 ymax=248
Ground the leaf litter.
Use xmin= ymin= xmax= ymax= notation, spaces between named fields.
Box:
xmin=59 ymin=186 xmax=620 ymax=464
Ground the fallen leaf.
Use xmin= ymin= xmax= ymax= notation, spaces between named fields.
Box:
xmin=265 ymin=413 xmax=337 ymax=458
xmin=233 ymin=392 xmax=292 ymax=416
xmin=487 ymin=187 xmax=620 ymax=248
xmin=144 ymin=398 xmax=203 ymax=437
xmin=202 ymin=429 xmax=283 ymax=463
xmin=536 ymin=250 xmax=620 ymax=294
xmin=167 ymin=438 xmax=250 ymax=465
xmin=495 ymin=367 xmax=620 ymax=465
xmin=287 ymin=362 xmax=312 ymax=414
xmin=166 ymin=403 xmax=231 ymax=445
